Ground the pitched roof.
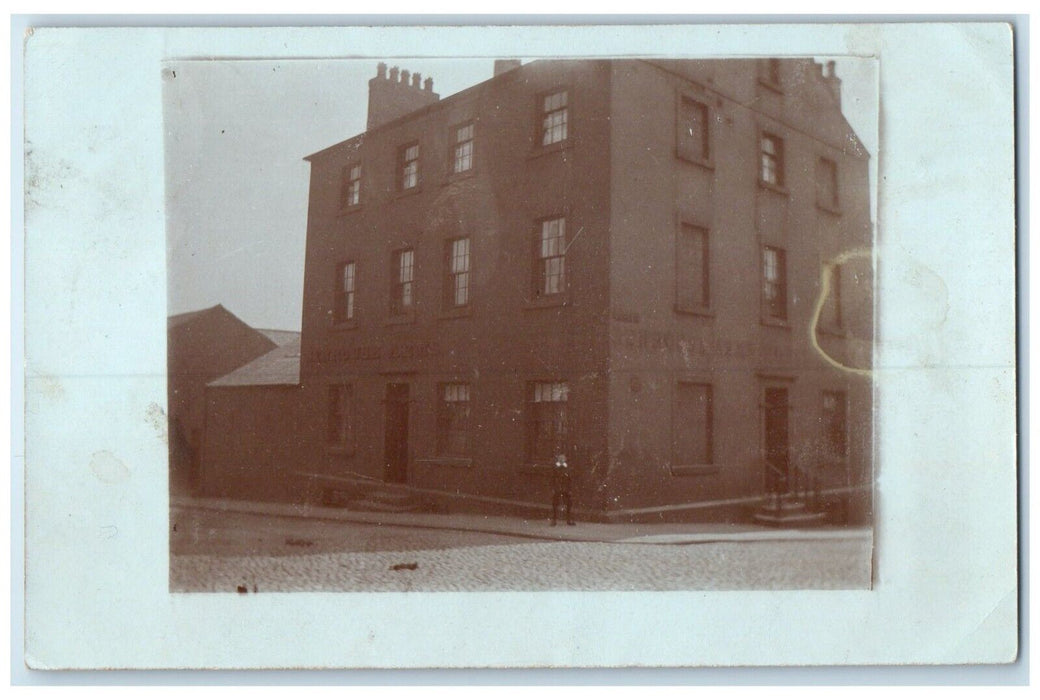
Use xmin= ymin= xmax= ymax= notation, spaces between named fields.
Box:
xmin=167 ymin=304 xmax=226 ymax=329
xmin=255 ymin=329 xmax=301 ymax=347
xmin=207 ymin=336 xmax=301 ymax=387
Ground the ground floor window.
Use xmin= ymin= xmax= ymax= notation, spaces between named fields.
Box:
xmin=526 ymin=381 xmax=568 ymax=464
xmin=437 ymin=383 xmax=471 ymax=457
xmin=673 ymin=382 xmax=713 ymax=465
xmin=326 ymin=384 xmax=355 ymax=449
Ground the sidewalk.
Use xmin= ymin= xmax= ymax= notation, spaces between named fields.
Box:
xmin=171 ymin=495 xmax=873 ymax=545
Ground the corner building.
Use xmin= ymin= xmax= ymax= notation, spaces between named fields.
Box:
xmin=297 ymin=59 xmax=874 ymax=522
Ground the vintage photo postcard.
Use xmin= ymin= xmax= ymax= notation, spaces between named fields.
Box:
xmin=165 ymin=55 xmax=876 ymax=594
xmin=21 ymin=23 xmax=1017 ymax=670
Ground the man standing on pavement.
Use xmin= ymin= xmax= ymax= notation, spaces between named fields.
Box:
xmin=551 ymin=452 xmax=575 ymax=526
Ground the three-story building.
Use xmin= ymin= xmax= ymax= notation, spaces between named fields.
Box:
xmin=279 ymin=58 xmax=873 ymax=522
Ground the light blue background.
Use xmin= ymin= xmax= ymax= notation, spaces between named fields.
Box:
xmin=16 ymin=21 xmax=1019 ymax=675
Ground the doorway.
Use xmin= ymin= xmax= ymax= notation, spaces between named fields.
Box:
xmin=384 ymin=383 xmax=410 ymax=483
xmin=763 ymin=387 xmax=790 ymax=494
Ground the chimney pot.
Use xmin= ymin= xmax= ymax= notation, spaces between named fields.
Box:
xmin=367 ymin=66 xmax=441 ymax=131
xmin=826 ymin=60 xmax=836 ymax=77
xmin=377 ymin=62 xmax=387 ymax=79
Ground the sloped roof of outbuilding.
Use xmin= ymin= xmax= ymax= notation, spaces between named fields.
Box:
xmin=168 ymin=303 xmax=227 ymax=329
xmin=208 ymin=336 xmax=301 ymax=387
xmin=255 ymin=329 xmax=301 ymax=347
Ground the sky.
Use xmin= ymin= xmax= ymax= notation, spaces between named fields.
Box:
xmin=164 ymin=57 xmax=877 ymax=332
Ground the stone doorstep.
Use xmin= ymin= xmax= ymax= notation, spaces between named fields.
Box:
xmin=758 ymin=499 xmax=813 ymax=513
xmin=365 ymin=489 xmax=423 ymax=504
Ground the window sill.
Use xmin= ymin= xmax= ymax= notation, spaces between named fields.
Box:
xmin=325 ymin=445 xmax=356 ymax=457
xmin=393 ymin=185 xmax=422 ymax=200
xmin=385 ymin=311 xmax=417 ymax=326
xmin=444 ymin=169 xmax=476 ymax=185
xmin=670 ymin=464 xmax=718 ymax=477
xmin=760 ymin=316 xmax=791 ymax=330
xmin=329 ymin=320 xmax=358 ymax=332
xmin=528 ymin=140 xmax=571 ymax=160
xmin=758 ymin=180 xmax=789 ymax=197
xmin=674 ymin=304 xmax=714 ymax=318
xmin=524 ymin=294 xmax=570 ymax=310
xmin=815 ymin=201 xmax=843 ymax=216
xmin=439 ymin=306 xmax=472 ymax=320
xmin=816 ymin=324 xmax=848 ymax=339
xmin=675 ymin=149 xmax=714 ymax=171
xmin=416 ymin=457 xmax=474 ymax=468
xmin=337 ymin=203 xmax=362 ymax=217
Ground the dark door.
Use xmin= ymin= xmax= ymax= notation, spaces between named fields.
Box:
xmin=384 ymin=383 xmax=410 ymax=483
xmin=763 ymin=387 xmax=790 ymax=493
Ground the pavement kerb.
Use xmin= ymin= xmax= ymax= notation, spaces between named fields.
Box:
xmin=171 ymin=495 xmax=873 ymax=546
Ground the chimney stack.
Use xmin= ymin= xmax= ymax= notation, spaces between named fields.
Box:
xmin=367 ymin=63 xmax=441 ymax=131
xmin=494 ymin=59 xmax=522 ymax=77
xmin=818 ymin=59 xmax=842 ymax=108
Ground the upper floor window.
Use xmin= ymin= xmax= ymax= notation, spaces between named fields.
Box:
xmin=534 ymin=217 xmax=566 ymax=297
xmin=391 ymin=248 xmax=415 ymax=315
xmin=541 ymin=90 xmax=569 ymax=146
xmin=437 ymin=383 xmax=471 ymax=458
xmin=527 ymin=381 xmax=568 ymax=464
xmin=676 ymin=223 xmax=710 ymax=312
xmin=452 ymin=123 xmax=474 ymax=174
xmin=445 ymin=237 xmax=471 ymax=308
xmin=340 ymin=163 xmax=361 ymax=208
xmin=821 ymin=391 xmax=848 ymax=459
xmin=678 ymin=97 xmax=710 ymax=163
xmin=816 ymin=156 xmax=839 ymax=209
xmin=826 ymin=264 xmax=843 ymax=329
xmin=333 ymin=261 xmax=356 ymax=323
xmin=399 ymin=143 xmax=420 ymax=191
xmin=762 ymin=245 xmax=788 ymax=321
xmin=326 ymin=384 xmax=355 ymax=450
xmin=760 ymin=132 xmax=785 ymax=187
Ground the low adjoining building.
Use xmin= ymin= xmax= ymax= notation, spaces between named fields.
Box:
xmin=167 ymin=304 xmax=279 ymax=495
xmin=199 ymin=335 xmax=305 ymax=502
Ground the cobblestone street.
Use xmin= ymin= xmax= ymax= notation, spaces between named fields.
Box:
xmin=170 ymin=506 xmax=873 ymax=591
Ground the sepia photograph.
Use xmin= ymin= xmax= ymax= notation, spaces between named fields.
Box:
xmin=165 ymin=56 xmax=878 ymax=593
xmin=21 ymin=22 xmax=1016 ymax=670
